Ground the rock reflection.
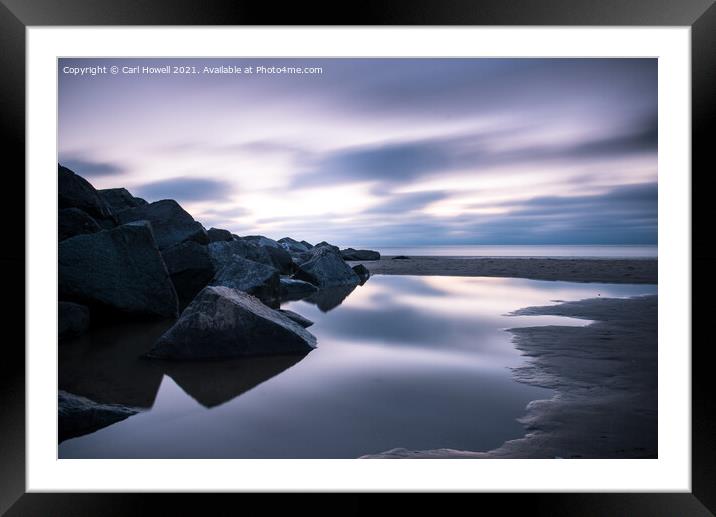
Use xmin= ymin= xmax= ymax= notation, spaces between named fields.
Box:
xmin=302 ymin=284 xmax=357 ymax=312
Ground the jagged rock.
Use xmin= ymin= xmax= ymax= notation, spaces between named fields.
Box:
xmin=59 ymin=302 xmax=90 ymax=339
xmin=59 ymin=221 xmax=179 ymax=318
xmin=116 ymin=199 xmax=208 ymax=250
xmin=58 ymin=391 xmax=138 ymax=442
xmin=98 ymin=188 xmax=146 ymax=212
xmin=58 ymin=164 xmax=114 ymax=220
xmin=300 ymin=240 xmax=314 ymax=249
xmin=207 ymin=240 xmax=275 ymax=270
xmin=146 ymin=286 xmax=317 ymax=359
xmin=278 ymin=237 xmax=310 ymax=253
xmin=341 ymin=248 xmax=381 ymax=261
xmin=243 ymin=235 xmax=282 ymax=248
xmin=210 ymin=256 xmax=280 ymax=303
xmin=59 ymin=208 xmax=101 ymax=241
xmin=207 ymin=227 xmax=234 ymax=242
xmin=293 ymin=246 xmax=360 ymax=287
xmin=314 ymin=241 xmax=341 ymax=253
xmin=280 ymin=277 xmax=318 ymax=301
xmin=161 ymin=241 xmax=215 ymax=309
xmin=264 ymin=245 xmax=294 ymax=275
xmin=278 ymin=309 xmax=314 ymax=328
xmin=352 ymin=264 xmax=370 ymax=285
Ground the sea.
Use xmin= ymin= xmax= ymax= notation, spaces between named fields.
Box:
xmin=346 ymin=244 xmax=657 ymax=259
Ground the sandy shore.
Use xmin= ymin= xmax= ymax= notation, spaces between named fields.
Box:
xmin=350 ymin=256 xmax=657 ymax=284
xmin=362 ymin=294 xmax=657 ymax=459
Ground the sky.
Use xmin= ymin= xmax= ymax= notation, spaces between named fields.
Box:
xmin=58 ymin=58 xmax=657 ymax=247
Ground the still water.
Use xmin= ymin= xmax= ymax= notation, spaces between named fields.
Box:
xmin=350 ymin=244 xmax=658 ymax=258
xmin=59 ymin=275 xmax=657 ymax=458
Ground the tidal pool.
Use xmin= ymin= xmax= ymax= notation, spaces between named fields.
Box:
xmin=59 ymin=275 xmax=657 ymax=458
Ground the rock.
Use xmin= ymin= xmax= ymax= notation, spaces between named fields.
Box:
xmin=58 ymin=208 xmax=101 ymax=241
xmin=146 ymin=286 xmax=317 ymax=359
xmin=243 ymin=235 xmax=282 ymax=248
xmin=341 ymin=248 xmax=381 ymax=261
xmin=207 ymin=227 xmax=234 ymax=242
xmin=314 ymin=241 xmax=341 ymax=253
xmin=116 ymin=199 xmax=209 ymax=250
xmin=280 ymin=277 xmax=318 ymax=301
xmin=352 ymin=264 xmax=370 ymax=285
xmin=161 ymin=241 xmax=215 ymax=309
xmin=98 ymin=187 xmax=146 ymax=212
xmin=58 ymin=302 xmax=90 ymax=339
xmin=58 ymin=164 xmax=114 ymax=220
xmin=59 ymin=221 xmax=179 ymax=319
xmin=293 ymin=246 xmax=360 ymax=287
xmin=278 ymin=237 xmax=310 ymax=253
xmin=264 ymin=245 xmax=294 ymax=275
xmin=278 ymin=309 xmax=314 ymax=328
xmin=207 ymin=240 xmax=275 ymax=270
xmin=300 ymin=240 xmax=314 ymax=249
xmin=58 ymin=390 xmax=138 ymax=442
xmin=210 ymin=256 xmax=280 ymax=303
xmin=392 ymin=255 xmax=411 ymax=260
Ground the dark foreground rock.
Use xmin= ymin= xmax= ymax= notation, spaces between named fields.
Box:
xmin=263 ymin=245 xmax=294 ymax=275
xmin=117 ymin=199 xmax=209 ymax=250
xmin=341 ymin=248 xmax=381 ymax=261
xmin=98 ymin=187 xmax=147 ymax=212
xmin=293 ymin=246 xmax=360 ymax=287
xmin=161 ymin=241 xmax=215 ymax=309
xmin=58 ymin=208 xmax=101 ymax=241
xmin=279 ymin=277 xmax=318 ymax=301
xmin=59 ymin=221 xmax=179 ymax=319
xmin=211 ymin=256 xmax=280 ymax=303
xmin=208 ymin=240 xmax=275 ymax=270
xmin=278 ymin=309 xmax=314 ymax=328
xmin=58 ymin=164 xmax=114 ymax=220
xmin=207 ymin=227 xmax=233 ymax=242
xmin=147 ymin=286 xmax=317 ymax=359
xmin=352 ymin=264 xmax=370 ymax=285
xmin=59 ymin=390 xmax=138 ymax=442
xmin=59 ymin=302 xmax=90 ymax=340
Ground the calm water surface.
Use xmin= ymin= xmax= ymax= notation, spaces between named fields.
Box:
xmin=351 ymin=244 xmax=657 ymax=258
xmin=59 ymin=275 xmax=657 ymax=458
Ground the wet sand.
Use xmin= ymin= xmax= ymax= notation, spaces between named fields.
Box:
xmin=362 ymin=294 xmax=658 ymax=459
xmin=350 ymin=256 xmax=657 ymax=284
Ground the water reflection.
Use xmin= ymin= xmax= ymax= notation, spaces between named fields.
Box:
xmin=59 ymin=275 xmax=656 ymax=458
xmin=302 ymin=284 xmax=357 ymax=312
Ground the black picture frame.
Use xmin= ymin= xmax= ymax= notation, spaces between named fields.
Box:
xmin=1 ymin=0 xmax=713 ymax=514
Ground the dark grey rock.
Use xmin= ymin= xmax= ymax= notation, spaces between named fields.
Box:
xmin=211 ymin=256 xmax=280 ymax=303
xmin=392 ymin=255 xmax=411 ymax=260
xmin=280 ymin=277 xmax=318 ymax=301
xmin=59 ymin=208 xmax=101 ymax=241
xmin=207 ymin=227 xmax=234 ymax=242
xmin=116 ymin=199 xmax=209 ymax=250
xmin=293 ymin=246 xmax=360 ymax=287
xmin=59 ymin=302 xmax=90 ymax=340
xmin=341 ymin=248 xmax=381 ymax=261
xmin=59 ymin=390 xmax=138 ymax=442
xmin=146 ymin=286 xmax=317 ymax=359
xmin=59 ymin=221 xmax=179 ymax=319
xmin=278 ymin=309 xmax=314 ymax=328
xmin=207 ymin=240 xmax=275 ymax=270
xmin=278 ymin=237 xmax=310 ymax=253
xmin=98 ymin=187 xmax=146 ymax=212
xmin=352 ymin=264 xmax=370 ymax=285
xmin=58 ymin=164 xmax=114 ymax=220
xmin=314 ymin=241 xmax=341 ymax=253
xmin=162 ymin=241 xmax=215 ymax=309
xmin=243 ymin=235 xmax=282 ymax=248
xmin=264 ymin=245 xmax=294 ymax=275
xmin=300 ymin=240 xmax=314 ymax=249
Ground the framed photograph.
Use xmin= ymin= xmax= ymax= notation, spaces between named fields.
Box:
xmin=3 ymin=0 xmax=713 ymax=514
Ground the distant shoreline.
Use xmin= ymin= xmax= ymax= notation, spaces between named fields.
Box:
xmin=351 ymin=256 xmax=658 ymax=284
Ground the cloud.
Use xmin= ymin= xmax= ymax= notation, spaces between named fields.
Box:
xmin=366 ymin=191 xmax=449 ymax=215
xmin=59 ymin=156 xmax=125 ymax=177
xmin=134 ymin=177 xmax=232 ymax=203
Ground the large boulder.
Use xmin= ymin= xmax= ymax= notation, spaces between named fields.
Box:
xmin=59 ymin=221 xmax=179 ymax=319
xmin=207 ymin=227 xmax=234 ymax=242
xmin=58 ymin=164 xmax=114 ymax=220
xmin=58 ymin=302 xmax=90 ymax=340
xmin=280 ymin=277 xmax=318 ymax=301
xmin=146 ymin=286 xmax=317 ymax=359
xmin=116 ymin=199 xmax=209 ymax=250
xmin=278 ymin=309 xmax=314 ymax=328
xmin=264 ymin=245 xmax=294 ymax=275
xmin=300 ymin=240 xmax=314 ymax=249
xmin=207 ymin=240 xmax=275 ymax=270
xmin=98 ymin=187 xmax=147 ymax=212
xmin=58 ymin=208 xmax=101 ymax=241
xmin=161 ymin=241 xmax=215 ymax=309
xmin=278 ymin=237 xmax=310 ymax=253
xmin=242 ymin=235 xmax=282 ymax=249
xmin=293 ymin=246 xmax=360 ymax=287
xmin=211 ymin=256 xmax=280 ymax=303
xmin=59 ymin=390 xmax=138 ymax=442
xmin=341 ymin=248 xmax=381 ymax=261
xmin=314 ymin=241 xmax=341 ymax=253
xmin=352 ymin=264 xmax=370 ymax=285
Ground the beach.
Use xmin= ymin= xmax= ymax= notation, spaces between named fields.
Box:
xmin=358 ymin=257 xmax=658 ymax=459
